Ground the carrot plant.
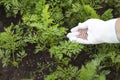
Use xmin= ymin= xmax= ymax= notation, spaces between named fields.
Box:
xmin=0 ymin=24 xmax=27 ymax=67
xmin=49 ymin=41 xmax=83 ymax=60
xmin=45 ymin=57 xmax=110 ymax=80
xmin=0 ymin=0 xmax=37 ymax=17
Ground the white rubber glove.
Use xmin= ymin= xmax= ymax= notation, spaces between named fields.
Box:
xmin=67 ymin=18 xmax=120 ymax=44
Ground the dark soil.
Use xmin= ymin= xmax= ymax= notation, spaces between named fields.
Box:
xmin=0 ymin=5 xmax=22 ymax=34
xmin=0 ymin=45 xmax=56 ymax=80
xmin=0 ymin=52 xmax=56 ymax=80
xmin=107 ymin=70 xmax=120 ymax=80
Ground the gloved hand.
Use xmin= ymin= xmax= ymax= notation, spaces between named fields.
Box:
xmin=67 ymin=18 xmax=120 ymax=44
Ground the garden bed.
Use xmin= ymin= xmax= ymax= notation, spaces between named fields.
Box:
xmin=0 ymin=0 xmax=120 ymax=80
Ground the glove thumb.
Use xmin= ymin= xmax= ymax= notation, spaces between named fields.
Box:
xmin=71 ymin=22 xmax=88 ymax=32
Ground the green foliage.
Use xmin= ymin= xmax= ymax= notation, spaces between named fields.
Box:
xmin=45 ymin=59 xmax=109 ymax=80
xmin=49 ymin=41 xmax=83 ymax=60
xmin=0 ymin=24 xmax=27 ymax=67
xmin=63 ymin=2 xmax=100 ymax=27
xmin=101 ymin=9 xmax=113 ymax=20
xmin=34 ymin=24 xmax=67 ymax=52
xmin=113 ymin=0 xmax=120 ymax=16
xmin=45 ymin=73 xmax=57 ymax=80
xmin=79 ymin=60 xmax=98 ymax=80
xmin=0 ymin=0 xmax=20 ymax=17
xmin=0 ymin=0 xmax=38 ymax=17
xmin=22 ymin=3 xmax=67 ymax=52
xmin=96 ymin=44 xmax=120 ymax=72
xmin=78 ymin=59 xmax=109 ymax=80
xmin=85 ymin=0 xmax=102 ymax=9
xmin=46 ymin=0 xmax=114 ymax=28
xmin=45 ymin=65 xmax=81 ymax=80
xmin=0 ymin=0 xmax=68 ymax=67
xmin=83 ymin=5 xmax=99 ymax=19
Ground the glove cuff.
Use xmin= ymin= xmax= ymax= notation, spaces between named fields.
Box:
xmin=106 ymin=18 xmax=120 ymax=43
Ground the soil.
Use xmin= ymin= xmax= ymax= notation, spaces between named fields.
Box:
xmin=0 ymin=5 xmax=22 ymax=29
xmin=0 ymin=43 xmax=56 ymax=80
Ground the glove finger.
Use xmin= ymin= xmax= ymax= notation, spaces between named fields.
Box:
xmin=68 ymin=36 xmax=91 ymax=44
xmin=67 ymin=32 xmax=79 ymax=38
xmin=75 ymin=38 xmax=91 ymax=44
xmin=77 ymin=22 xmax=88 ymax=29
